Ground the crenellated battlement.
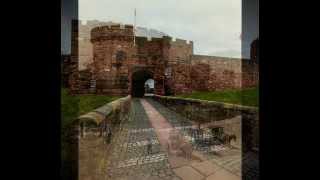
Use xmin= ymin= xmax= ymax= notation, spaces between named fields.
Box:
xmin=136 ymin=36 xmax=168 ymax=43
xmin=79 ymin=19 xmax=124 ymax=27
xmin=90 ymin=25 xmax=134 ymax=42
xmin=76 ymin=19 xmax=192 ymax=46
xmin=150 ymin=37 xmax=163 ymax=42
xmin=174 ymin=38 xmax=186 ymax=44
xmin=136 ymin=36 xmax=148 ymax=42
xmin=191 ymin=54 xmax=241 ymax=61
xmin=170 ymin=38 xmax=193 ymax=46
xmin=91 ymin=24 xmax=134 ymax=31
xmin=135 ymin=35 xmax=192 ymax=46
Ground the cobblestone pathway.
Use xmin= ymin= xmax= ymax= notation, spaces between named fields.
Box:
xmin=82 ymin=98 xmax=258 ymax=180
xmin=104 ymin=98 xmax=180 ymax=180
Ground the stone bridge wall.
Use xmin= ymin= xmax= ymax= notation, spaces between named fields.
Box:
xmin=78 ymin=95 xmax=131 ymax=180
xmin=62 ymin=96 xmax=131 ymax=180
xmin=151 ymin=95 xmax=259 ymax=153
xmin=78 ymin=95 xmax=131 ymax=129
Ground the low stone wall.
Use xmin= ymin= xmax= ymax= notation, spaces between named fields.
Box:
xmin=77 ymin=95 xmax=131 ymax=180
xmin=62 ymin=96 xmax=131 ymax=180
xmin=151 ymin=95 xmax=259 ymax=152
xmin=78 ymin=95 xmax=131 ymax=133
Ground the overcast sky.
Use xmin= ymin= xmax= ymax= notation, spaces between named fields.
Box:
xmin=62 ymin=0 xmax=258 ymax=58
xmin=79 ymin=0 xmax=242 ymax=57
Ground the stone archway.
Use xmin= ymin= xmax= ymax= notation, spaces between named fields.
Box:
xmin=131 ymin=70 xmax=154 ymax=97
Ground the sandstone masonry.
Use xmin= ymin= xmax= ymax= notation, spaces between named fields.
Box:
xmin=67 ymin=20 xmax=259 ymax=96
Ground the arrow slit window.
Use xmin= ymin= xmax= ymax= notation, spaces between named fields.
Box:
xmin=113 ymin=51 xmax=126 ymax=68
xmin=116 ymin=51 xmax=126 ymax=62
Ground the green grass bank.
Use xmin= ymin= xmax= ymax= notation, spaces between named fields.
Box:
xmin=175 ymin=87 xmax=259 ymax=107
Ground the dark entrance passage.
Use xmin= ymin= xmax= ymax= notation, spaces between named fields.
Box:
xmin=131 ymin=70 xmax=153 ymax=97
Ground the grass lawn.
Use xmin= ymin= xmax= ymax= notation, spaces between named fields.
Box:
xmin=175 ymin=87 xmax=259 ymax=107
xmin=61 ymin=88 xmax=120 ymax=127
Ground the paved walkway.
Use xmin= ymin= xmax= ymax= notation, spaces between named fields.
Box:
xmin=80 ymin=98 xmax=248 ymax=180
xmin=102 ymin=98 xmax=178 ymax=180
xmin=140 ymin=99 xmax=173 ymax=149
xmin=143 ymin=99 xmax=241 ymax=180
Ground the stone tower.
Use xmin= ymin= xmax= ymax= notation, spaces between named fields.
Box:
xmin=90 ymin=25 xmax=135 ymax=95
xmin=69 ymin=20 xmax=258 ymax=96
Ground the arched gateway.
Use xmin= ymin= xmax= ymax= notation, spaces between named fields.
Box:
xmin=131 ymin=70 xmax=153 ymax=97
xmin=129 ymin=67 xmax=165 ymax=97
xmin=90 ymin=25 xmax=167 ymax=96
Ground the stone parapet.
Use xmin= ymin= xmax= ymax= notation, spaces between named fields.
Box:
xmin=78 ymin=95 xmax=131 ymax=126
xmin=151 ymin=95 xmax=259 ymax=152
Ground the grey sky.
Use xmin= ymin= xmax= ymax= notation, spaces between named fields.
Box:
xmin=79 ymin=0 xmax=242 ymax=58
xmin=145 ymin=79 xmax=154 ymax=89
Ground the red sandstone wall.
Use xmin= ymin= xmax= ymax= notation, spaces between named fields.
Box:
xmin=61 ymin=55 xmax=72 ymax=88
xmin=168 ymin=39 xmax=193 ymax=64
xmin=77 ymin=70 xmax=93 ymax=94
xmin=78 ymin=20 xmax=120 ymax=71
xmin=90 ymin=26 xmax=170 ymax=96
xmin=191 ymin=55 xmax=242 ymax=91
xmin=134 ymin=36 xmax=168 ymax=95
xmin=70 ymin=20 xmax=258 ymax=96
xmin=170 ymin=64 xmax=192 ymax=94
xmin=242 ymin=60 xmax=259 ymax=88
xmin=190 ymin=63 xmax=210 ymax=91
xmin=190 ymin=55 xmax=258 ymax=91
xmin=90 ymin=25 xmax=135 ymax=95
xmin=69 ymin=20 xmax=80 ymax=93
xmin=166 ymin=39 xmax=193 ymax=94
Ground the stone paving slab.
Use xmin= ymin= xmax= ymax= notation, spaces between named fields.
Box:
xmin=80 ymin=98 xmax=253 ymax=180
xmin=173 ymin=166 xmax=204 ymax=180
xmin=206 ymin=168 xmax=240 ymax=180
xmin=146 ymin=99 xmax=243 ymax=175
xmin=140 ymin=99 xmax=174 ymax=149
xmin=141 ymin=99 xmax=244 ymax=180
xmin=191 ymin=160 xmax=222 ymax=177
xmin=168 ymin=154 xmax=201 ymax=169
xmin=145 ymin=98 xmax=245 ymax=179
